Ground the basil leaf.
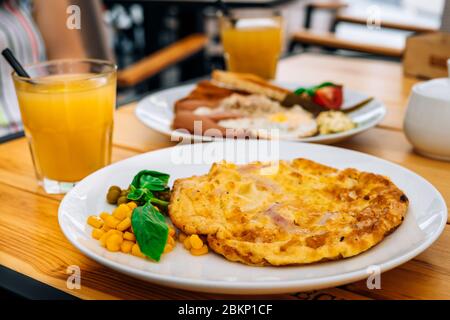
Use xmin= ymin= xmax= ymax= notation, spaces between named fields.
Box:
xmin=139 ymin=176 xmax=167 ymax=191
xmin=128 ymin=170 xmax=170 ymax=204
xmin=142 ymin=189 xmax=156 ymax=203
xmin=127 ymin=185 xmax=145 ymax=201
xmin=305 ymin=88 xmax=316 ymax=97
xmin=316 ymin=82 xmax=336 ymax=89
xmin=294 ymin=88 xmax=306 ymax=95
xmin=131 ymin=203 xmax=168 ymax=262
xmin=131 ymin=170 xmax=169 ymax=190
xmin=294 ymin=82 xmax=337 ymax=97
xmin=128 ymin=186 xmax=156 ymax=204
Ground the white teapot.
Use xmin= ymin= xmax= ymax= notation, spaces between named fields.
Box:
xmin=404 ymin=60 xmax=450 ymax=161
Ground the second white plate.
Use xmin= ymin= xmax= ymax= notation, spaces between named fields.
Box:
xmin=135 ymin=82 xmax=386 ymax=144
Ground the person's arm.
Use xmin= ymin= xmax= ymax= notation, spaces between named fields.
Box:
xmin=441 ymin=0 xmax=450 ymax=32
xmin=33 ymin=0 xmax=86 ymax=59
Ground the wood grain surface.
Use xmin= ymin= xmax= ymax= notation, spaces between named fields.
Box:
xmin=1 ymin=53 xmax=448 ymax=300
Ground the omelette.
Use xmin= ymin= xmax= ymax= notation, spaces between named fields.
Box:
xmin=169 ymin=159 xmax=408 ymax=266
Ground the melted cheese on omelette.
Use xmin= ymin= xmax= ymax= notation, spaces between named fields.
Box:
xmin=169 ymin=159 xmax=408 ymax=266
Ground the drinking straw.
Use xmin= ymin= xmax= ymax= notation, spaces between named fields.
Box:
xmin=1 ymin=48 xmax=31 ymax=78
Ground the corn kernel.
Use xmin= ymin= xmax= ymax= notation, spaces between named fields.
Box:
xmin=113 ymin=204 xmax=130 ymax=220
xmin=101 ymin=224 xmax=112 ymax=232
xmin=167 ymin=236 xmax=175 ymax=246
xmin=92 ymin=228 xmax=105 ymax=240
xmin=179 ymin=233 xmax=187 ymax=242
xmin=106 ymin=234 xmax=123 ymax=252
xmin=189 ymin=235 xmax=203 ymax=250
xmin=127 ymin=202 xmax=138 ymax=210
xmin=183 ymin=237 xmax=192 ymax=250
xmin=87 ymin=215 xmax=103 ymax=229
xmin=121 ymin=240 xmax=134 ymax=253
xmin=117 ymin=217 xmax=131 ymax=231
xmin=190 ymin=244 xmax=208 ymax=256
xmin=168 ymin=227 xmax=176 ymax=237
xmin=105 ymin=229 xmax=123 ymax=239
xmin=123 ymin=231 xmax=136 ymax=242
xmin=99 ymin=233 xmax=108 ymax=247
xmin=131 ymin=244 xmax=144 ymax=258
xmin=100 ymin=212 xmax=110 ymax=221
xmin=104 ymin=215 xmax=120 ymax=229
xmin=163 ymin=243 xmax=174 ymax=253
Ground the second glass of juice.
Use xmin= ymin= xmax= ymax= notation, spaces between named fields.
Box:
xmin=13 ymin=59 xmax=117 ymax=194
xmin=220 ymin=9 xmax=283 ymax=79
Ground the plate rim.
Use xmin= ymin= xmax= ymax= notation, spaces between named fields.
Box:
xmin=134 ymin=82 xmax=387 ymax=144
xmin=58 ymin=141 xmax=447 ymax=294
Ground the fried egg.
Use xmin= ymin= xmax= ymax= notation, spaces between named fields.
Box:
xmin=219 ymin=106 xmax=318 ymax=139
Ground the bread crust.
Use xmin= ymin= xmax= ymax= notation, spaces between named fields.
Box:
xmin=211 ymin=70 xmax=290 ymax=102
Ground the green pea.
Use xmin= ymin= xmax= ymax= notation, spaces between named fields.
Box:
xmin=117 ymin=196 xmax=128 ymax=205
xmin=108 ymin=185 xmax=121 ymax=193
xmin=106 ymin=189 xmax=121 ymax=204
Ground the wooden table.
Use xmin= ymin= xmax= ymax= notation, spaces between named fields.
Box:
xmin=1 ymin=53 xmax=449 ymax=300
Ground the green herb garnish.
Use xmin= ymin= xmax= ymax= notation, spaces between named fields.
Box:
xmin=127 ymin=170 xmax=170 ymax=208
xmin=126 ymin=169 xmax=171 ymax=261
xmin=131 ymin=203 xmax=169 ymax=262
xmin=131 ymin=170 xmax=170 ymax=191
xmin=294 ymin=82 xmax=336 ymax=96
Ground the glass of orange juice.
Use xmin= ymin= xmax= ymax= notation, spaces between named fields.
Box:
xmin=12 ymin=59 xmax=117 ymax=194
xmin=220 ymin=9 xmax=283 ymax=79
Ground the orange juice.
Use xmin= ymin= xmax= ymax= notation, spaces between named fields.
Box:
xmin=221 ymin=16 xmax=283 ymax=79
xmin=14 ymin=70 xmax=116 ymax=187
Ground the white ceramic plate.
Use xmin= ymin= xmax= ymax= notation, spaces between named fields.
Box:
xmin=58 ymin=140 xmax=447 ymax=295
xmin=135 ymin=82 xmax=386 ymax=144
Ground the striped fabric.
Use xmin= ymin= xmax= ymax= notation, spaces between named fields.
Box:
xmin=0 ymin=0 xmax=46 ymax=137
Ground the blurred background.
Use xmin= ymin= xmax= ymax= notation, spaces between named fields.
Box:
xmin=0 ymin=0 xmax=448 ymax=107
xmin=97 ymin=0 xmax=446 ymax=103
